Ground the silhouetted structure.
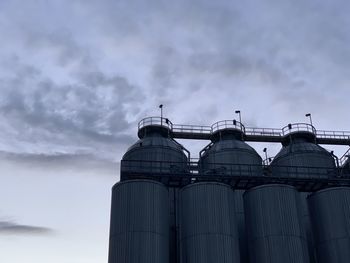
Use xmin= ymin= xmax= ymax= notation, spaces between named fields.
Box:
xmin=108 ymin=117 xmax=350 ymax=263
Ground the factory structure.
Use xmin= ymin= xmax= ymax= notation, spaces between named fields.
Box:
xmin=108 ymin=116 xmax=350 ymax=263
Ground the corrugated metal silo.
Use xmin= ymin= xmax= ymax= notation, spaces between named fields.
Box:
xmin=108 ymin=180 xmax=169 ymax=263
xmin=270 ymin=125 xmax=336 ymax=263
xmin=121 ymin=118 xmax=188 ymax=176
xmin=179 ymin=182 xmax=240 ymax=263
xmin=244 ymin=184 xmax=309 ymax=263
xmin=308 ymin=187 xmax=350 ymax=263
xmin=199 ymin=120 xmax=262 ymax=263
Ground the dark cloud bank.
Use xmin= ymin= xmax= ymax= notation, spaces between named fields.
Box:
xmin=0 ymin=0 xmax=349 ymax=161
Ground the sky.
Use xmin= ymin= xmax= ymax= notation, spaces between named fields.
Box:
xmin=0 ymin=0 xmax=350 ymax=262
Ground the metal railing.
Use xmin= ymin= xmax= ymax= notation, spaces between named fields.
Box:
xmin=281 ymin=123 xmax=316 ymax=136
xmin=316 ymin=130 xmax=350 ymax=140
xmin=120 ymin=159 xmax=344 ymax=178
xmin=138 ymin=117 xmax=173 ymax=130
xmin=172 ymin=124 xmax=211 ymax=134
xmin=340 ymin=148 xmax=350 ymax=167
xmin=137 ymin=117 xmax=350 ymax=144
xmin=120 ymin=159 xmax=350 ymax=191
xmin=245 ymin=127 xmax=282 ymax=137
xmin=211 ymin=120 xmax=245 ymax=134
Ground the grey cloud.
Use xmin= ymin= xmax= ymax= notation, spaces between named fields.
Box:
xmin=0 ymin=151 xmax=119 ymax=176
xmin=0 ymin=0 xmax=350 ymax=159
xmin=0 ymin=221 xmax=53 ymax=235
xmin=0 ymin=57 xmax=140 ymax=158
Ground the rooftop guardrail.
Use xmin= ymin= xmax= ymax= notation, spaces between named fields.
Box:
xmin=137 ymin=117 xmax=350 ymax=145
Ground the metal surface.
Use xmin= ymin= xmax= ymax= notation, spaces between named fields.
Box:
xmin=108 ymin=180 xmax=169 ymax=263
xmin=235 ymin=190 xmax=248 ymax=263
xmin=244 ymin=184 xmax=309 ymax=263
xmin=122 ymin=125 xmax=188 ymax=176
xmin=199 ymin=129 xmax=263 ymax=176
xmin=271 ymin=137 xmax=336 ymax=263
xmin=308 ymin=187 xmax=350 ymax=263
xmin=179 ymin=182 xmax=240 ymax=263
xmin=271 ymin=135 xmax=336 ymax=179
xmin=300 ymin=192 xmax=317 ymax=263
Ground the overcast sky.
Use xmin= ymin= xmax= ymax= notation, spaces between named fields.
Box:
xmin=1 ymin=0 xmax=350 ymax=262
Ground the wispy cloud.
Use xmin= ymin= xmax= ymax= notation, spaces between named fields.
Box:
xmin=0 ymin=221 xmax=53 ymax=235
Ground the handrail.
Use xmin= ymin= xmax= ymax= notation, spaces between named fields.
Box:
xmin=173 ymin=124 xmax=211 ymax=134
xmin=138 ymin=116 xmax=173 ymax=130
xmin=120 ymin=159 xmax=343 ymax=178
xmin=211 ymin=120 xmax=246 ymax=134
xmin=340 ymin=148 xmax=350 ymax=166
xmin=245 ymin=127 xmax=282 ymax=136
xmin=282 ymin=123 xmax=316 ymax=136
xmin=137 ymin=117 xmax=350 ymax=143
xmin=316 ymin=130 xmax=350 ymax=139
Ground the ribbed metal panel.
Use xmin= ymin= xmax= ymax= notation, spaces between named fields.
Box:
xmin=169 ymin=187 xmax=180 ymax=263
xmin=235 ymin=190 xmax=248 ymax=263
xmin=308 ymin=187 xmax=350 ymax=263
xmin=108 ymin=180 xmax=169 ymax=263
xmin=179 ymin=182 xmax=240 ymax=263
xmin=300 ymin=192 xmax=316 ymax=263
xmin=244 ymin=184 xmax=309 ymax=263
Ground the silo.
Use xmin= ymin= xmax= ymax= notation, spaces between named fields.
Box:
xmin=179 ymin=182 xmax=240 ymax=263
xmin=121 ymin=117 xmax=188 ymax=177
xmin=108 ymin=180 xmax=169 ymax=263
xmin=271 ymin=125 xmax=336 ymax=179
xmin=308 ymin=187 xmax=350 ymax=263
xmin=244 ymin=184 xmax=309 ymax=263
xmin=199 ymin=120 xmax=262 ymax=263
xmin=271 ymin=124 xmax=337 ymax=263
xmin=200 ymin=120 xmax=262 ymax=176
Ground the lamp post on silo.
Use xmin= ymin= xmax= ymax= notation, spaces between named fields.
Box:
xmin=235 ymin=110 xmax=242 ymax=124
xmin=305 ymin=113 xmax=313 ymax=127
xmin=263 ymin=148 xmax=268 ymax=165
xmin=159 ymin=104 xmax=163 ymax=126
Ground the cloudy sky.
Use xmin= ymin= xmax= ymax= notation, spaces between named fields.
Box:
xmin=1 ymin=0 xmax=350 ymax=262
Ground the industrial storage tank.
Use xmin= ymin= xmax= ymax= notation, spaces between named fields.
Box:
xmin=270 ymin=123 xmax=337 ymax=263
xmin=199 ymin=120 xmax=262 ymax=176
xmin=271 ymin=123 xmax=336 ymax=179
xmin=244 ymin=184 xmax=309 ymax=263
xmin=199 ymin=120 xmax=262 ymax=263
xmin=121 ymin=117 xmax=188 ymax=177
xmin=179 ymin=182 xmax=240 ymax=263
xmin=108 ymin=180 xmax=169 ymax=263
xmin=308 ymin=187 xmax=350 ymax=263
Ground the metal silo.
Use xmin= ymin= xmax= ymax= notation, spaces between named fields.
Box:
xmin=200 ymin=120 xmax=262 ymax=176
xmin=121 ymin=117 xmax=188 ymax=177
xmin=179 ymin=182 xmax=240 ymax=263
xmin=199 ymin=120 xmax=262 ymax=263
xmin=308 ymin=187 xmax=350 ymax=263
xmin=271 ymin=124 xmax=336 ymax=179
xmin=270 ymin=123 xmax=336 ymax=263
xmin=244 ymin=184 xmax=309 ymax=263
xmin=108 ymin=180 xmax=169 ymax=263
